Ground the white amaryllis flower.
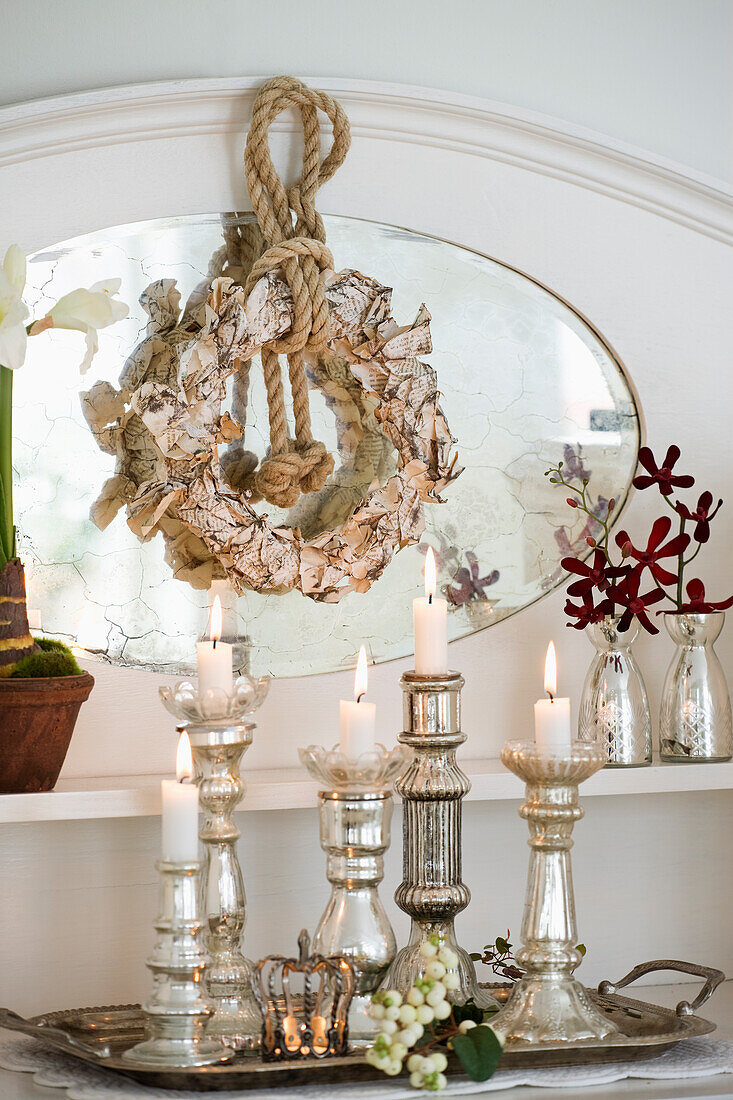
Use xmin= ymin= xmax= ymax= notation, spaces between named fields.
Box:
xmin=46 ymin=279 xmax=128 ymax=374
xmin=0 ymin=244 xmax=29 ymax=370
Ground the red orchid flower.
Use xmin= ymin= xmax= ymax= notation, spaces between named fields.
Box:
xmin=614 ymin=515 xmax=689 ymax=586
xmin=674 ymin=491 xmax=723 ymax=544
xmin=677 ymin=578 xmax=733 ymax=614
xmin=606 ymin=568 xmax=666 ymax=634
xmin=633 ymin=445 xmax=695 ymax=496
xmin=564 ymin=592 xmax=614 ymax=630
xmin=562 ymin=550 xmax=625 ymax=598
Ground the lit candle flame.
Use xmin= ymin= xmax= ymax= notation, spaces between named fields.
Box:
xmin=176 ymin=730 xmax=194 ymax=783
xmin=544 ymin=641 xmax=557 ymax=701
xmin=209 ymin=595 xmax=223 ymax=646
xmin=424 ymin=546 xmax=437 ymax=603
xmin=354 ymin=645 xmax=368 ymax=703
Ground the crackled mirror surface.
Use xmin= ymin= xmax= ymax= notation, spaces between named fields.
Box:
xmin=14 ymin=214 xmax=640 ymax=677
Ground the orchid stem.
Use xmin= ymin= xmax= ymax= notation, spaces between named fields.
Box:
xmin=677 ymin=515 xmax=686 ymax=608
xmin=552 ymin=469 xmax=616 ymax=566
xmin=683 ymin=542 xmax=703 ymax=569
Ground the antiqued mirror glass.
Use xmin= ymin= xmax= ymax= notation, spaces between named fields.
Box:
xmin=14 ymin=214 xmax=640 ymax=677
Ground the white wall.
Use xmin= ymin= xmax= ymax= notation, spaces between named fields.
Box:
xmin=2 ymin=0 xmax=731 ymax=183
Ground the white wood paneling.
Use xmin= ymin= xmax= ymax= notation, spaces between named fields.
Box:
xmin=1 ymin=791 xmax=733 ymax=1017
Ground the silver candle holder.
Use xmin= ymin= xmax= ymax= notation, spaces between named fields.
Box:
xmin=299 ymin=744 xmax=409 ymax=1045
xmin=383 ymin=671 xmax=481 ymax=1004
xmin=123 ymin=860 xmax=229 ymax=1068
xmin=491 ymin=739 xmax=616 ymax=1044
xmin=160 ymin=676 xmax=269 ymax=1051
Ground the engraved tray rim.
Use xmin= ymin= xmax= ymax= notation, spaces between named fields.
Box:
xmin=0 ymin=987 xmax=716 ymax=1092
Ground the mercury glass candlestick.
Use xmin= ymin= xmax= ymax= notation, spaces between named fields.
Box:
xmin=492 ymin=739 xmax=616 ymax=1043
xmin=383 ymin=671 xmax=482 ymax=1004
xmin=299 ymin=744 xmax=409 ymax=1045
xmin=160 ymin=675 xmax=269 ymax=1051
xmin=123 ymin=860 xmax=229 ymax=1068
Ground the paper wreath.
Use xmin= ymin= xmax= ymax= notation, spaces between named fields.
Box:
xmin=82 ymin=263 xmax=461 ymax=602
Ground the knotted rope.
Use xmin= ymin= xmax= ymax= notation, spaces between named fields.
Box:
xmin=239 ymin=75 xmax=351 ymax=508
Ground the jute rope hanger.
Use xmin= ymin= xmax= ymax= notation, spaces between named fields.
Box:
xmin=238 ymin=74 xmax=352 ymax=509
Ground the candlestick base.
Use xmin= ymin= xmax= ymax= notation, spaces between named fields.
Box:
xmin=123 ymin=861 xmax=229 ymax=1068
xmin=384 ymin=671 xmax=488 ymax=1007
xmin=386 ymin=921 xmax=478 ymax=1002
xmin=491 ymin=740 xmax=617 ymax=1044
xmin=299 ymin=744 xmax=409 ymax=1046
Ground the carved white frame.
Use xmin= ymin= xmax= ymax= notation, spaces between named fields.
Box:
xmin=0 ymin=77 xmax=730 ymax=254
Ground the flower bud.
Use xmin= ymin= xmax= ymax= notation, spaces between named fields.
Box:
xmin=586 ymin=537 xmax=596 ymax=548
xmin=566 ymin=498 xmax=578 ymax=508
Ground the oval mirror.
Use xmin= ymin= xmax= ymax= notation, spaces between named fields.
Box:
xmin=14 ymin=213 xmax=640 ymax=677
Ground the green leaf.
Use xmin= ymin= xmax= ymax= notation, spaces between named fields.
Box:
xmin=469 ymin=952 xmax=482 ymax=961
xmin=452 ymin=1026 xmax=503 ymax=1082
xmin=495 ymin=936 xmax=509 ymax=954
xmin=452 ymin=1001 xmax=483 ymax=1027
xmin=576 ymin=943 xmax=587 ymax=957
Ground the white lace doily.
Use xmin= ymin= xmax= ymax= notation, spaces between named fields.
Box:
xmin=1 ymin=1034 xmax=733 ymax=1099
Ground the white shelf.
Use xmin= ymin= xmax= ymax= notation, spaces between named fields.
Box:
xmin=2 ymin=757 xmax=733 ymax=824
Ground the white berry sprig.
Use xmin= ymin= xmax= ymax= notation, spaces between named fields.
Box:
xmin=365 ymin=935 xmax=504 ymax=1090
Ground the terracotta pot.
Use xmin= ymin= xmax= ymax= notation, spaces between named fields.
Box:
xmin=0 ymin=672 xmax=94 ymax=793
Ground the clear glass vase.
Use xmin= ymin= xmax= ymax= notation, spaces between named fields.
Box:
xmin=659 ymin=612 xmax=732 ymax=762
xmin=578 ymin=616 xmax=652 ymax=767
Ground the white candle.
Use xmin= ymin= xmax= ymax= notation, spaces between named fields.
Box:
xmin=161 ymin=731 xmax=199 ymax=862
xmin=413 ymin=547 xmax=448 ymax=675
xmin=27 ymin=609 xmax=42 ymax=631
xmin=196 ymin=595 xmax=233 ymax=697
xmin=534 ymin=641 xmax=571 ymax=749
xmin=339 ymin=645 xmax=376 ymax=759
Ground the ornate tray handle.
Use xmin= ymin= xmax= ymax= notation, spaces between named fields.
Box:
xmin=598 ymin=959 xmax=725 ymax=1017
xmin=0 ymin=1008 xmax=111 ymax=1058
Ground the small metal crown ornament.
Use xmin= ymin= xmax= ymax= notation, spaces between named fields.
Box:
xmin=252 ymin=931 xmax=356 ymax=1061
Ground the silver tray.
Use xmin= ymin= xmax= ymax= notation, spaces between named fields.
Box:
xmin=0 ymin=960 xmax=723 ymax=1091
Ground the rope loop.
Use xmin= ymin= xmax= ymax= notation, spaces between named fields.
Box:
xmin=240 ymin=76 xmax=350 ymax=507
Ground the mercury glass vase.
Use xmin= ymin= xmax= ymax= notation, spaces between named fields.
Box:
xmin=659 ymin=612 xmax=732 ymax=761
xmin=578 ymin=616 xmax=652 ymax=767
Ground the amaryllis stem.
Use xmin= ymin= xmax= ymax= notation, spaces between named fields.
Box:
xmin=0 ymin=365 xmax=14 ymax=564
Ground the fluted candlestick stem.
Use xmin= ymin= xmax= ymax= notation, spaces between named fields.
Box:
xmin=384 ymin=671 xmax=482 ymax=1004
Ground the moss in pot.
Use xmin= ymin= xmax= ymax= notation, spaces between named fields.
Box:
xmin=0 ymin=243 xmax=127 ymax=792
xmin=0 ymin=563 xmax=95 ymax=793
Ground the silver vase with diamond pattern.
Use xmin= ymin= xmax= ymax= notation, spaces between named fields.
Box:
xmin=660 ymin=612 xmax=732 ymax=761
xmin=578 ymin=616 xmax=652 ymax=767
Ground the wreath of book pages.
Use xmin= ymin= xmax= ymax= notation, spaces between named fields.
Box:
xmin=82 ymin=76 xmax=459 ymax=601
